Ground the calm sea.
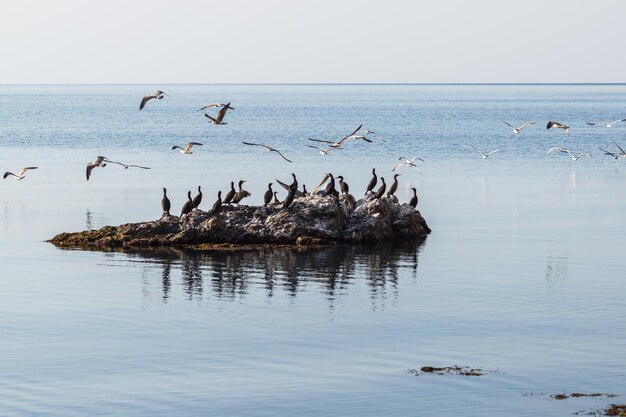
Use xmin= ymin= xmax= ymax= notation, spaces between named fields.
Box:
xmin=1 ymin=84 xmax=625 ymax=416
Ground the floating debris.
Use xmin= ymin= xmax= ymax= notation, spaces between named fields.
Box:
xmin=405 ymin=366 xmax=500 ymax=377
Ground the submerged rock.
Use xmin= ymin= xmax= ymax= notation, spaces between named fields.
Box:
xmin=49 ymin=193 xmax=430 ymax=249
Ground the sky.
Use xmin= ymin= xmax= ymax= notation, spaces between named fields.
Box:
xmin=0 ymin=0 xmax=625 ymax=84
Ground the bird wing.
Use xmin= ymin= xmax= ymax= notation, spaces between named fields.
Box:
xmin=586 ymin=122 xmax=597 ymax=126
xmin=139 ymin=95 xmax=153 ymax=110
xmin=308 ymin=138 xmax=335 ymax=144
xmin=215 ymin=104 xmax=229 ymax=122
xmin=485 ymin=150 xmax=500 ymax=156
xmin=392 ymin=163 xmax=403 ymax=172
xmin=86 ymin=164 xmax=95 ymax=180
xmin=103 ymin=159 xmax=125 ymax=167
xmin=502 ymin=121 xmax=515 ymax=129
xmin=189 ymin=142 xmax=204 ymax=146
xmin=614 ymin=142 xmax=626 ymax=155
xmin=17 ymin=167 xmax=38 ymax=176
xmin=272 ymin=149 xmax=292 ymax=163
xmin=612 ymin=118 xmax=626 ymax=124
xmin=198 ymin=103 xmax=222 ymax=111
xmin=470 ymin=144 xmax=481 ymax=153
xmin=205 ymin=113 xmax=219 ymax=123
xmin=125 ymin=164 xmax=151 ymax=169
xmin=598 ymin=147 xmax=616 ymax=156
xmin=3 ymin=172 xmax=15 ymax=179
xmin=518 ymin=122 xmax=536 ymax=130
xmin=275 ymin=179 xmax=291 ymax=191
xmin=242 ymin=141 xmax=267 ymax=148
xmin=337 ymin=124 xmax=363 ymax=145
xmin=310 ymin=173 xmax=330 ymax=194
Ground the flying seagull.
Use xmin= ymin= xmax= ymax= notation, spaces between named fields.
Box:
xmin=139 ymin=90 xmax=169 ymax=110
xmin=306 ymin=144 xmax=339 ymax=155
xmin=586 ymin=118 xmax=626 ymax=128
xmin=363 ymin=129 xmax=385 ymax=141
xmin=502 ymin=121 xmax=536 ymax=134
xmin=547 ymin=121 xmax=570 ymax=135
xmin=392 ymin=156 xmax=424 ymax=174
xmin=547 ymin=146 xmax=570 ymax=155
xmin=242 ymin=141 xmax=292 ymax=163
xmin=86 ymin=156 xmax=112 ymax=181
xmin=470 ymin=144 xmax=499 ymax=159
xmin=3 ymin=166 xmax=38 ymax=181
xmin=597 ymin=147 xmax=620 ymax=159
xmin=614 ymin=142 xmax=626 ymax=158
xmin=205 ymin=102 xmax=233 ymax=124
xmin=564 ymin=149 xmax=591 ymax=161
xmin=172 ymin=142 xmax=203 ymax=154
xmin=197 ymin=103 xmax=235 ymax=112
xmin=307 ymin=124 xmax=363 ymax=149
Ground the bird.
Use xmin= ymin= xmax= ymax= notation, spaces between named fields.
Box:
xmin=307 ymin=124 xmax=363 ymax=149
xmin=306 ymin=144 xmax=340 ymax=155
xmin=598 ymin=146 xmax=620 ymax=159
xmin=232 ymin=180 xmax=251 ymax=204
xmin=118 ymin=163 xmax=151 ymax=170
xmin=409 ymin=187 xmax=418 ymax=209
xmin=211 ymin=191 xmax=222 ymax=215
xmin=197 ymin=103 xmax=235 ymax=112
xmin=223 ymin=181 xmax=236 ymax=205
xmin=272 ymin=191 xmax=280 ymax=205
xmin=264 ymin=183 xmax=273 ymax=207
xmin=205 ymin=102 xmax=233 ymax=124
xmin=180 ymin=191 xmax=193 ymax=218
xmin=387 ymin=173 xmax=401 ymax=197
xmin=323 ymin=173 xmax=339 ymax=198
xmin=614 ymin=142 xmax=626 ymax=158
xmin=470 ymin=144 xmax=499 ymax=159
xmin=140 ymin=90 xmax=169 ymax=110
xmin=282 ymin=187 xmax=296 ymax=208
xmin=365 ymin=168 xmax=377 ymax=195
xmin=547 ymin=146 xmax=570 ymax=155
xmin=3 ymin=166 xmax=38 ymax=181
xmin=172 ymin=142 xmax=203 ymax=154
xmin=393 ymin=156 xmax=424 ymax=174
xmin=302 ymin=185 xmax=308 ymax=196
xmin=373 ymin=177 xmax=386 ymax=199
xmin=586 ymin=118 xmax=626 ymax=127
xmin=86 ymin=156 xmax=108 ymax=181
xmin=564 ymin=149 xmax=591 ymax=161
xmin=347 ymin=134 xmax=373 ymax=143
xmin=337 ymin=176 xmax=349 ymax=194
xmin=161 ymin=188 xmax=171 ymax=215
xmin=502 ymin=121 xmax=536 ymax=134
xmin=242 ymin=141 xmax=292 ymax=163
xmin=191 ymin=186 xmax=202 ymax=209
xmin=363 ymin=129 xmax=385 ymax=141
xmin=547 ymin=121 xmax=570 ymax=134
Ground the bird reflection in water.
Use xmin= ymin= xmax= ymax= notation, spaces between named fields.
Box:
xmin=112 ymin=239 xmax=425 ymax=307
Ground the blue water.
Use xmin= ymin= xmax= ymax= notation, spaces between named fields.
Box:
xmin=1 ymin=84 xmax=626 ymax=416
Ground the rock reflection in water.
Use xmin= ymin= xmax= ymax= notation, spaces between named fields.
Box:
xmin=105 ymin=240 xmax=425 ymax=305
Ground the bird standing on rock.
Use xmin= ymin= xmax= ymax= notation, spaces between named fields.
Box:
xmin=387 ymin=174 xmax=401 ymax=198
xmin=223 ymin=181 xmax=236 ymax=205
xmin=282 ymin=187 xmax=296 ymax=208
xmin=373 ymin=177 xmax=386 ymax=199
xmin=233 ymin=180 xmax=251 ymax=204
xmin=180 ymin=191 xmax=193 ymax=218
xmin=337 ymin=176 xmax=349 ymax=194
xmin=162 ymin=188 xmax=171 ymax=215
xmin=365 ymin=168 xmax=377 ymax=195
xmin=409 ymin=187 xmax=418 ymax=209
xmin=264 ymin=183 xmax=273 ymax=207
xmin=211 ymin=191 xmax=222 ymax=215
xmin=191 ymin=186 xmax=202 ymax=209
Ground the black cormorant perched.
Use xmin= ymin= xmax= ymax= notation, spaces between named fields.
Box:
xmin=387 ymin=174 xmax=401 ymax=197
xmin=282 ymin=188 xmax=296 ymax=208
xmin=337 ymin=175 xmax=349 ymax=194
xmin=191 ymin=185 xmax=202 ymax=209
xmin=302 ymin=184 xmax=308 ymax=196
xmin=180 ymin=191 xmax=193 ymax=218
xmin=162 ymin=188 xmax=171 ymax=215
xmin=223 ymin=181 xmax=236 ymax=205
xmin=272 ymin=191 xmax=280 ymax=205
xmin=264 ymin=183 xmax=273 ymax=207
xmin=211 ymin=191 xmax=222 ymax=215
xmin=373 ymin=177 xmax=386 ymax=199
xmin=324 ymin=173 xmax=338 ymax=197
xmin=365 ymin=168 xmax=377 ymax=195
xmin=233 ymin=180 xmax=251 ymax=204
xmin=289 ymin=173 xmax=298 ymax=191
xmin=409 ymin=187 xmax=418 ymax=209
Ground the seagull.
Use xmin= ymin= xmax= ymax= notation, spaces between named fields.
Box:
xmin=598 ymin=146 xmax=620 ymax=159
xmin=103 ymin=159 xmax=151 ymax=170
xmin=306 ymin=144 xmax=340 ymax=155
xmin=307 ymin=124 xmax=363 ymax=149
xmin=614 ymin=142 xmax=626 ymax=158
xmin=3 ymin=166 xmax=38 ymax=181
xmin=547 ymin=121 xmax=570 ymax=135
xmin=197 ymin=103 xmax=235 ymax=112
xmin=172 ymin=142 xmax=203 ymax=154
xmin=139 ymin=90 xmax=169 ymax=110
xmin=205 ymin=102 xmax=233 ymax=124
xmin=347 ymin=134 xmax=373 ymax=143
xmin=393 ymin=156 xmax=424 ymax=174
xmin=363 ymin=129 xmax=385 ymax=141
xmin=586 ymin=118 xmax=626 ymax=128
xmin=564 ymin=149 xmax=591 ymax=161
xmin=242 ymin=141 xmax=292 ymax=163
xmin=547 ymin=146 xmax=570 ymax=155
xmin=502 ymin=121 xmax=536 ymax=134
xmin=86 ymin=156 xmax=107 ymax=181
xmin=470 ymin=144 xmax=499 ymax=159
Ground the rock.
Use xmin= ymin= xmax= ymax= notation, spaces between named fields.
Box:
xmin=48 ymin=193 xmax=430 ymax=249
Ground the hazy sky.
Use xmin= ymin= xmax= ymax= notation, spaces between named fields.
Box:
xmin=1 ymin=0 xmax=624 ymax=84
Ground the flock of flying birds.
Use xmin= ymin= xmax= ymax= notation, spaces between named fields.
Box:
xmin=4 ymin=89 xmax=626 ymax=217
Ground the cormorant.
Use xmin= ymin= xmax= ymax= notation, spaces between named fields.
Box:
xmin=282 ymin=188 xmax=296 ymax=208
xmin=233 ymin=180 xmax=251 ymax=204
xmin=264 ymin=183 xmax=273 ymax=207
xmin=324 ymin=173 xmax=338 ymax=197
xmin=365 ymin=168 xmax=377 ymax=195
xmin=211 ymin=191 xmax=222 ymax=215
xmin=409 ymin=187 xmax=418 ymax=209
xmin=272 ymin=191 xmax=280 ymax=205
xmin=373 ymin=177 xmax=386 ymax=199
xmin=162 ymin=188 xmax=171 ymax=215
xmin=223 ymin=181 xmax=236 ymax=205
xmin=191 ymin=186 xmax=202 ymax=209
xmin=289 ymin=173 xmax=298 ymax=191
xmin=180 ymin=191 xmax=193 ymax=218
xmin=387 ymin=174 xmax=401 ymax=197
xmin=337 ymin=175 xmax=349 ymax=194
xmin=302 ymin=184 xmax=308 ymax=196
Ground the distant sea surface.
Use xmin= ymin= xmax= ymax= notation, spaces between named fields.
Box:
xmin=1 ymin=84 xmax=625 ymax=416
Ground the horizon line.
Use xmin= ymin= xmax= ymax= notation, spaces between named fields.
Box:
xmin=1 ymin=82 xmax=626 ymax=87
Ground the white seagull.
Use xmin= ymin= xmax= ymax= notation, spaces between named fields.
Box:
xmin=306 ymin=144 xmax=340 ymax=155
xmin=139 ymin=90 xmax=169 ymax=110
xmin=547 ymin=146 xmax=570 ymax=155
xmin=307 ymin=124 xmax=363 ymax=149
xmin=172 ymin=142 xmax=203 ymax=154
xmin=393 ymin=156 xmax=424 ymax=174
xmin=197 ymin=103 xmax=235 ymax=112
xmin=3 ymin=166 xmax=38 ymax=181
xmin=564 ymin=149 xmax=591 ymax=161
xmin=586 ymin=118 xmax=626 ymax=128
xmin=470 ymin=144 xmax=499 ymax=159
xmin=502 ymin=121 xmax=536 ymax=134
